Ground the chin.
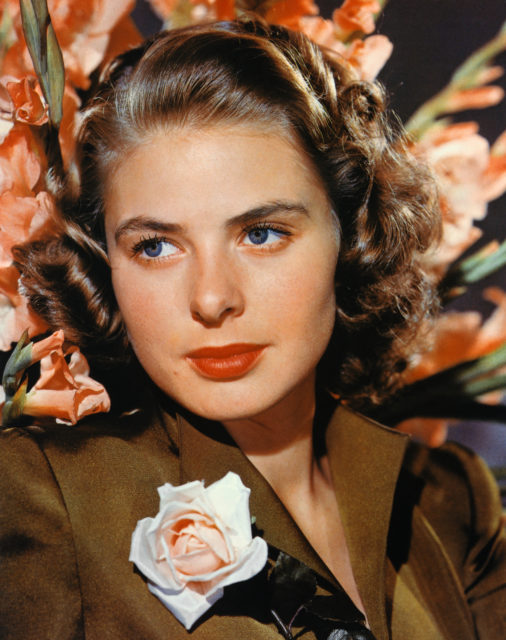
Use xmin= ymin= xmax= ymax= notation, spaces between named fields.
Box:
xmin=161 ymin=379 xmax=285 ymax=424
xmin=180 ymin=395 xmax=274 ymax=423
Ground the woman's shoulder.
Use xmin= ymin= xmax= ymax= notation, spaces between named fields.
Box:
xmin=399 ymin=437 xmax=506 ymax=632
xmin=0 ymin=405 xmax=184 ymax=639
xmin=0 ymin=424 xmax=86 ymax=638
xmin=0 ymin=400 xmax=181 ymax=491
xmin=402 ymin=438 xmax=503 ymax=541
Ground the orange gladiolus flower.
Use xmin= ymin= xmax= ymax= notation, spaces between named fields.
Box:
xmin=2 ymin=1 xmax=137 ymax=89
xmin=332 ymin=0 xmax=380 ymax=40
xmin=397 ymin=287 xmax=506 ymax=446
xmin=0 ymin=126 xmax=42 ymax=197
xmin=447 ymin=86 xmax=504 ymax=113
xmin=5 ymin=0 xmax=138 ymax=90
xmin=21 ymin=332 xmax=111 ymax=424
xmin=300 ymin=17 xmax=392 ymax=81
xmin=28 ymin=329 xmax=65 ymax=362
xmin=210 ymin=0 xmax=235 ymax=20
xmin=344 ymin=35 xmax=393 ymax=81
xmin=0 ymin=265 xmax=48 ymax=351
xmin=404 ymin=287 xmax=506 ymax=384
xmin=104 ymin=15 xmax=143 ymax=61
xmin=0 ymin=185 xmax=56 ymax=349
xmin=265 ymin=0 xmax=319 ymax=30
xmin=483 ymin=130 xmax=506 ymax=202
xmin=396 ymin=417 xmax=450 ymax=448
xmin=299 ymin=16 xmax=345 ymax=52
xmin=0 ymin=76 xmax=48 ymax=126
xmin=416 ymin=122 xmax=506 ymax=275
xmin=0 ymin=190 xmax=56 ymax=267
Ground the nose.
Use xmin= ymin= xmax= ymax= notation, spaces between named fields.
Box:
xmin=189 ymin=251 xmax=245 ymax=326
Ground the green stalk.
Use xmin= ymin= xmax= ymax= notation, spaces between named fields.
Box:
xmin=19 ymin=0 xmax=65 ymax=127
xmin=405 ymin=21 xmax=506 ymax=139
xmin=440 ymin=240 xmax=506 ymax=303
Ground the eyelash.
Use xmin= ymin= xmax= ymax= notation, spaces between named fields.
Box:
xmin=242 ymin=222 xmax=292 ymax=245
xmin=129 ymin=222 xmax=292 ymax=260
xmin=130 ymin=234 xmax=173 ymax=259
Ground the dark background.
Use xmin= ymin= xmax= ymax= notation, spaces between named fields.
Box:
xmin=132 ymin=0 xmax=506 ymax=465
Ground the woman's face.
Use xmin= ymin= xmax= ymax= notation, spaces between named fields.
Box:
xmin=105 ymin=124 xmax=339 ymax=422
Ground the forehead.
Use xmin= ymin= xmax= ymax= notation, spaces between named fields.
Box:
xmin=104 ymin=123 xmax=330 ymax=226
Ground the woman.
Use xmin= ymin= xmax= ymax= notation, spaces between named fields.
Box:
xmin=1 ymin=18 xmax=504 ymax=639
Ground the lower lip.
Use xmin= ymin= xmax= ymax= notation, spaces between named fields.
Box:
xmin=186 ymin=348 xmax=266 ymax=380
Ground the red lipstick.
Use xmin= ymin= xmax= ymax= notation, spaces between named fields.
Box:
xmin=186 ymin=343 xmax=266 ymax=380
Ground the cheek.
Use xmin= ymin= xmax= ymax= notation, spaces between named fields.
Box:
xmin=272 ymin=246 xmax=337 ymax=344
xmin=110 ymin=266 xmax=175 ymax=350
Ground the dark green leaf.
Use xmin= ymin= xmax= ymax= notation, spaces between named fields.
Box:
xmin=306 ymin=594 xmax=364 ymax=624
xmin=19 ymin=0 xmax=64 ymax=126
xmin=1 ymin=377 xmax=28 ymax=427
xmin=269 ymin=552 xmax=317 ymax=620
xmin=2 ymin=330 xmax=32 ymax=396
xmin=440 ymin=239 xmax=506 ymax=303
xmin=326 ymin=623 xmax=377 ymax=640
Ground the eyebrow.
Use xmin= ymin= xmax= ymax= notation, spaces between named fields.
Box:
xmin=114 ymin=200 xmax=309 ymax=244
xmin=114 ymin=218 xmax=183 ymax=243
xmin=225 ymin=201 xmax=309 ymax=228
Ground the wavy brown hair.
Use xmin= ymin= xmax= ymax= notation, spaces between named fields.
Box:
xmin=15 ymin=17 xmax=440 ymax=412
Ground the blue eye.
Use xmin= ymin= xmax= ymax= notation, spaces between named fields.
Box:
xmin=132 ymin=236 xmax=178 ymax=260
xmin=244 ymin=226 xmax=287 ymax=246
xmin=247 ymin=228 xmax=269 ymax=245
xmin=144 ymin=240 xmax=164 ymax=257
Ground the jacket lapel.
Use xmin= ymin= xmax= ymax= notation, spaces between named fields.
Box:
xmin=175 ymin=404 xmax=473 ymax=640
xmin=176 ymin=413 xmax=339 ymax=587
xmin=325 ymin=406 xmax=409 ymax=640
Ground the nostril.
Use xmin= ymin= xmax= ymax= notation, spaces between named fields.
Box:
xmin=191 ymin=306 xmax=236 ymax=327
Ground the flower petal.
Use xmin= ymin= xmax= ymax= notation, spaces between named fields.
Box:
xmin=130 ymin=473 xmax=268 ymax=629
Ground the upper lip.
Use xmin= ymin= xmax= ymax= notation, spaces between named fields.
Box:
xmin=186 ymin=343 xmax=266 ymax=358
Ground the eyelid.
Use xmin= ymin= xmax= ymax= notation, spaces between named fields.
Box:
xmin=130 ymin=234 xmax=180 ymax=261
xmin=241 ymin=221 xmax=292 ymax=243
xmin=242 ymin=220 xmax=291 ymax=235
xmin=241 ymin=220 xmax=293 ymax=250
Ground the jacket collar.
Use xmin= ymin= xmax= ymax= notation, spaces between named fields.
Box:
xmin=172 ymin=403 xmax=409 ymax=640
xmin=325 ymin=406 xmax=409 ymax=639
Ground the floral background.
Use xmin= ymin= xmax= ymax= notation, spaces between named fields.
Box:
xmin=0 ymin=0 xmax=504 ymax=482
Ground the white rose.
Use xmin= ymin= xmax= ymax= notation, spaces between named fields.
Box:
xmin=129 ymin=471 xmax=268 ymax=629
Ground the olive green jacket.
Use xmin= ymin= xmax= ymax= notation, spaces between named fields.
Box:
xmin=1 ymin=400 xmax=505 ymax=639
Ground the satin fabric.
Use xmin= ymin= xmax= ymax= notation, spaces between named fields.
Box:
xmin=1 ymin=397 xmax=505 ymax=639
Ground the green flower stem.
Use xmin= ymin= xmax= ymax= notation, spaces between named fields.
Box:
xmin=0 ymin=6 xmax=14 ymax=57
xmin=1 ymin=378 xmax=28 ymax=428
xmin=392 ymin=343 xmax=506 ymax=402
xmin=19 ymin=0 xmax=65 ymax=126
xmin=164 ymin=0 xmax=195 ymax=29
xmin=405 ymin=21 xmax=506 ymax=139
xmin=270 ymin=609 xmax=293 ymax=640
xmin=463 ymin=373 xmax=506 ymax=398
xmin=1 ymin=330 xmax=32 ymax=397
xmin=375 ymin=398 xmax=506 ymax=426
xmin=373 ymin=343 xmax=506 ymax=424
xmin=451 ymin=343 xmax=506 ymax=385
xmin=440 ymin=239 xmax=506 ymax=303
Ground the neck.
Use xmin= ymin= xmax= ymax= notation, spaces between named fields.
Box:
xmin=222 ymin=374 xmax=330 ymax=498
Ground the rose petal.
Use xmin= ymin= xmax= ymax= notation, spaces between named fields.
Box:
xmin=147 ymin=579 xmax=223 ymax=629
xmin=207 ymin=472 xmax=253 ymax=543
xmin=130 ymin=473 xmax=268 ymax=629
